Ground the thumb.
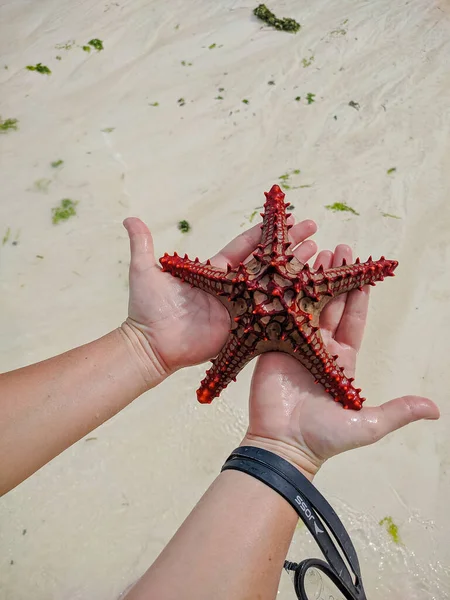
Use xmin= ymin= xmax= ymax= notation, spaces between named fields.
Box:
xmin=123 ymin=217 xmax=157 ymax=272
xmin=360 ymin=395 xmax=440 ymax=446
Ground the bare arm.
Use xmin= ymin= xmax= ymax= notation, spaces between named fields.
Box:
xmin=0 ymin=325 xmax=162 ymax=495
xmin=125 ymin=464 xmax=300 ymax=600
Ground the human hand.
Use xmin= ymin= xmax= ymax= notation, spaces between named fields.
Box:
xmin=121 ymin=216 xmax=317 ymax=382
xmin=244 ymin=245 xmax=440 ymax=480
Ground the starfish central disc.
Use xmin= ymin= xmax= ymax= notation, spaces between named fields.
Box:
xmin=160 ymin=185 xmax=398 ymax=410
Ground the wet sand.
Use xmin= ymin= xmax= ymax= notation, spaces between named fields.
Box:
xmin=1 ymin=0 xmax=449 ymax=597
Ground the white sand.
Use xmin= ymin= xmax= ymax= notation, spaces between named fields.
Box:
xmin=1 ymin=0 xmax=450 ymax=597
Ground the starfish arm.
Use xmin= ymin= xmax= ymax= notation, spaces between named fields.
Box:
xmin=255 ymin=185 xmax=294 ymax=263
xmin=289 ymin=328 xmax=364 ymax=410
xmin=160 ymin=252 xmax=232 ymax=296
xmin=318 ymin=257 xmax=398 ymax=297
xmin=197 ymin=332 xmax=258 ymax=404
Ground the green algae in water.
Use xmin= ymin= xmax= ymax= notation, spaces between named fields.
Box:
xmin=379 ymin=516 xmax=401 ymax=544
xmin=82 ymin=45 xmax=91 ymax=53
xmin=382 ymin=212 xmax=401 ymax=219
xmin=178 ymin=220 xmax=191 ymax=233
xmin=279 ymin=169 xmax=301 ymax=186
xmin=325 ymin=202 xmax=359 ymax=216
xmin=101 ymin=127 xmax=115 ymax=133
xmin=149 ymin=102 xmax=159 ymax=107
xmin=0 ymin=117 xmax=18 ymax=133
xmin=178 ymin=98 xmax=186 ymax=106
xmin=88 ymin=39 xmax=104 ymax=51
xmin=52 ymin=199 xmax=78 ymax=224
xmin=242 ymin=99 xmax=249 ymax=104
xmin=253 ymin=4 xmax=300 ymax=33
xmin=302 ymin=56 xmax=314 ymax=68
xmin=33 ymin=178 xmax=52 ymax=193
xmin=331 ymin=27 xmax=347 ymax=36
xmin=51 ymin=159 xmax=64 ymax=168
xmin=295 ymin=96 xmax=301 ymax=102
xmin=248 ymin=209 xmax=259 ymax=223
xmin=306 ymin=93 xmax=316 ymax=104
xmin=181 ymin=60 xmax=192 ymax=66
xmin=208 ymin=43 xmax=217 ymax=49
xmin=2 ymin=227 xmax=11 ymax=245
xmin=26 ymin=63 xmax=51 ymax=75
xmin=387 ymin=167 xmax=397 ymax=174
xmin=55 ymin=40 xmax=75 ymax=50
xmin=331 ymin=19 xmax=349 ymax=36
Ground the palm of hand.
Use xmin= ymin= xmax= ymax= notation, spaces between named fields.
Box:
xmin=128 ymin=271 xmax=230 ymax=372
xmin=124 ymin=215 xmax=317 ymax=374
xmin=248 ymin=245 xmax=438 ymax=473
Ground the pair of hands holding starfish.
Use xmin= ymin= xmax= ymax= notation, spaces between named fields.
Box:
xmin=123 ymin=215 xmax=439 ymax=478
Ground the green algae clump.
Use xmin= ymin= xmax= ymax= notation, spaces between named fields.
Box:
xmin=253 ymin=4 xmax=300 ymax=33
xmin=52 ymin=199 xmax=78 ymax=225
xmin=88 ymin=39 xmax=104 ymax=51
xmin=325 ymin=202 xmax=359 ymax=216
xmin=379 ymin=516 xmax=402 ymax=545
xmin=26 ymin=63 xmax=51 ymax=75
xmin=178 ymin=220 xmax=191 ymax=233
xmin=0 ymin=117 xmax=18 ymax=133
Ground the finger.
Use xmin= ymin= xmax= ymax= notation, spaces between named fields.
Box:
xmin=334 ymin=285 xmax=370 ymax=351
xmin=313 ymin=250 xmax=333 ymax=270
xmin=292 ymin=239 xmax=317 ymax=264
xmin=211 ymin=217 xmax=315 ymax=269
xmin=320 ymin=244 xmax=353 ymax=335
xmin=357 ymin=396 xmax=440 ymax=448
xmin=210 ymin=222 xmax=266 ymax=268
xmin=289 ymin=219 xmax=317 ymax=249
xmin=123 ymin=217 xmax=157 ymax=272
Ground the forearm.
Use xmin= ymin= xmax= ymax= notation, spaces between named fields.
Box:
xmin=125 ymin=460 xmax=305 ymax=600
xmin=0 ymin=323 xmax=165 ymax=495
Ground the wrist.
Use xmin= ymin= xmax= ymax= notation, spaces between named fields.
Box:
xmin=118 ymin=321 xmax=168 ymax=390
xmin=240 ymin=434 xmax=322 ymax=482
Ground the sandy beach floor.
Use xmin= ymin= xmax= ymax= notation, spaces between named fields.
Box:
xmin=1 ymin=0 xmax=450 ymax=598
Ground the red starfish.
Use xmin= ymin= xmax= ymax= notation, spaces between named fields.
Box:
xmin=160 ymin=185 xmax=398 ymax=410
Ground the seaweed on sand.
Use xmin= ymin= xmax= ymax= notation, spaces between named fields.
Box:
xmin=253 ymin=4 xmax=300 ymax=33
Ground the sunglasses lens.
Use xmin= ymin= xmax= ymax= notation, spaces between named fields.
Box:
xmin=303 ymin=566 xmax=348 ymax=600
